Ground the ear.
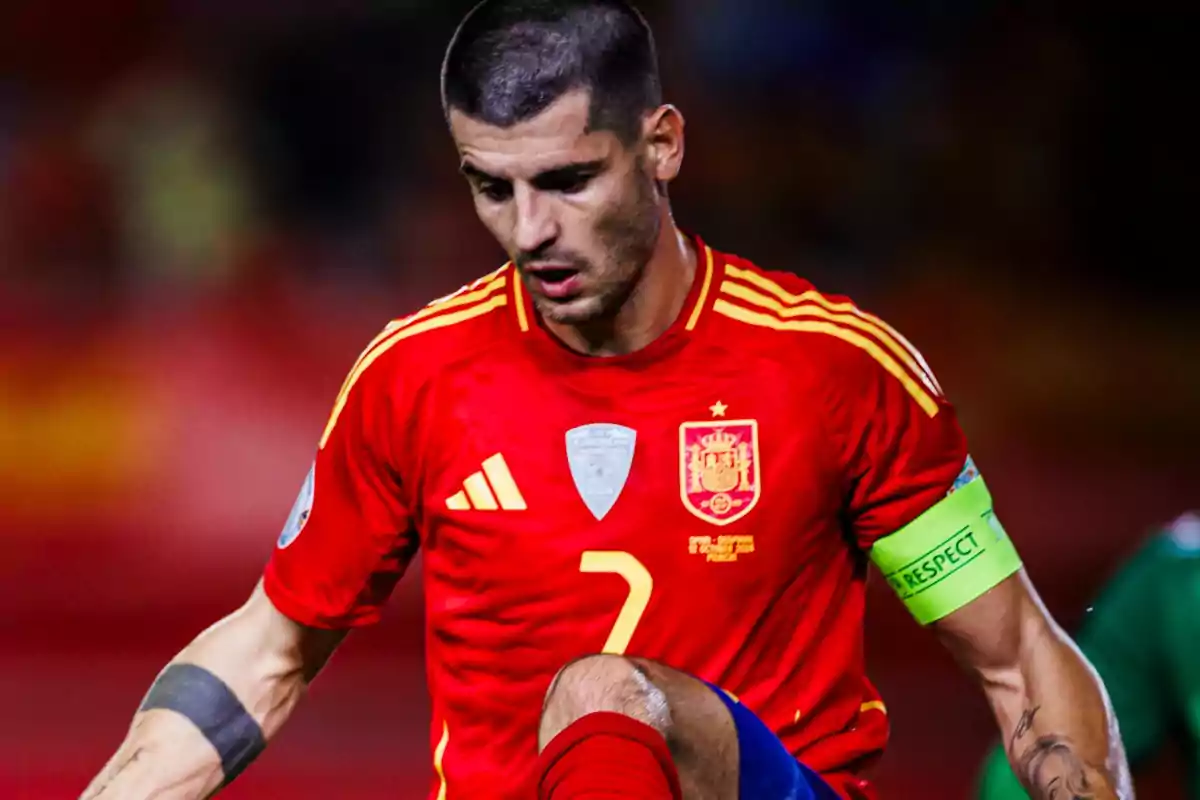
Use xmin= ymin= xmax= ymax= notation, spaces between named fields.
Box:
xmin=642 ymin=104 xmax=685 ymax=183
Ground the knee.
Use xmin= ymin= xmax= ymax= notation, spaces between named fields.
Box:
xmin=538 ymin=654 xmax=672 ymax=751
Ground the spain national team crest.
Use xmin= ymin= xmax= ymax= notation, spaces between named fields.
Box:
xmin=679 ymin=418 xmax=761 ymax=526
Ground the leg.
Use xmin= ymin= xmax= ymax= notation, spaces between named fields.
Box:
xmin=537 ymin=654 xmax=739 ymax=800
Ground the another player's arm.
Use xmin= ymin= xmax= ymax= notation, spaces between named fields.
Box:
xmin=81 ymin=583 xmax=345 ymax=799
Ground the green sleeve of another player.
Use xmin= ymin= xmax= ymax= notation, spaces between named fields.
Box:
xmin=974 ymin=535 xmax=1176 ymax=799
xmin=1077 ymin=536 xmax=1177 ymax=765
xmin=1155 ymin=522 xmax=1200 ymax=791
xmin=976 ymin=743 xmax=1027 ymax=800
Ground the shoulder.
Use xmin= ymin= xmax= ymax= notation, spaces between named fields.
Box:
xmin=1094 ymin=511 xmax=1200 ymax=591
xmin=318 ymin=263 xmax=518 ymax=446
xmin=708 ymin=249 xmax=944 ymax=417
xmin=352 ymin=262 xmax=518 ymax=379
xmin=1120 ymin=512 xmax=1200 ymax=565
xmin=1158 ymin=511 xmax=1200 ymax=559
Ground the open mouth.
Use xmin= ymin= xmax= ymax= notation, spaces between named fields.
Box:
xmin=533 ymin=267 xmax=577 ymax=285
xmin=526 ymin=265 xmax=582 ymax=299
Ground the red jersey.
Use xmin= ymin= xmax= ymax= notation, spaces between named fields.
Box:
xmin=263 ymin=237 xmax=968 ymax=800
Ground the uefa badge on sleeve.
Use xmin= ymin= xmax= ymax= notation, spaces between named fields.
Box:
xmin=277 ymin=462 xmax=315 ymax=549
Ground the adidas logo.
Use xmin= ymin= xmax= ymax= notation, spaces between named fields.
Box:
xmin=446 ymin=453 xmax=526 ymax=511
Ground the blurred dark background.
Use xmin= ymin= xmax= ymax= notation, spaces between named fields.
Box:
xmin=1 ymin=2 xmax=1194 ymax=798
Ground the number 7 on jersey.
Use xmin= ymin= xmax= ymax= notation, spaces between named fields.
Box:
xmin=580 ymin=551 xmax=653 ymax=655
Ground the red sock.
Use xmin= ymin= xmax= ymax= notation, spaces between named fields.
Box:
xmin=536 ymin=711 xmax=683 ymax=799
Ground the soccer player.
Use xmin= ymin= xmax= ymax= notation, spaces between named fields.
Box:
xmin=976 ymin=511 xmax=1200 ymax=799
xmin=82 ymin=2 xmax=1130 ymax=799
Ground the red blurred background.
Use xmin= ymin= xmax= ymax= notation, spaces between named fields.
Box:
xmin=1 ymin=2 xmax=1194 ymax=798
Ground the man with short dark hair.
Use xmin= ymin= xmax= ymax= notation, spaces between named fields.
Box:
xmin=84 ymin=2 xmax=1129 ymax=798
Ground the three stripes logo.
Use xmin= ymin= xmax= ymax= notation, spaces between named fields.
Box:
xmin=446 ymin=453 xmax=527 ymax=511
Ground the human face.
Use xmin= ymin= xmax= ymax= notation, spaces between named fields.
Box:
xmin=449 ymin=90 xmax=662 ymax=325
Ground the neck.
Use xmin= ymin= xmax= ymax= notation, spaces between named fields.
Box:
xmin=547 ymin=219 xmax=697 ymax=357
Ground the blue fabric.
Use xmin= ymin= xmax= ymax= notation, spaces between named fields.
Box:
xmin=707 ymin=684 xmax=841 ymax=800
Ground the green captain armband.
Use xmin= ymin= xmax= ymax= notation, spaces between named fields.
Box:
xmin=869 ymin=478 xmax=1022 ymax=625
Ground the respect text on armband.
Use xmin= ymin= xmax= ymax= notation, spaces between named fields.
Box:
xmin=884 ymin=525 xmax=987 ymax=598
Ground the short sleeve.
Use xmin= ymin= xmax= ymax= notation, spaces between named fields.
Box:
xmin=828 ymin=322 xmax=969 ymax=551
xmin=263 ymin=349 xmax=418 ymax=629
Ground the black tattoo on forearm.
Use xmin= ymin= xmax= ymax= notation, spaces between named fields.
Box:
xmin=1011 ymin=705 xmax=1040 ymax=751
xmin=1016 ymin=734 xmax=1101 ymax=800
xmin=139 ymin=663 xmax=266 ymax=785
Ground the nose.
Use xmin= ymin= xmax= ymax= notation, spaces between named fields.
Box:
xmin=512 ymin=184 xmax=558 ymax=255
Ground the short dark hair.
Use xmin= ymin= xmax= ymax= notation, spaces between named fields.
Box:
xmin=441 ymin=0 xmax=662 ymax=144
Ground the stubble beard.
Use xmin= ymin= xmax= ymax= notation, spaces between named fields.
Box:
xmin=537 ymin=165 xmax=662 ymax=327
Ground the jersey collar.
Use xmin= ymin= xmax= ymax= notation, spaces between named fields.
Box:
xmin=511 ymin=233 xmax=719 ymax=368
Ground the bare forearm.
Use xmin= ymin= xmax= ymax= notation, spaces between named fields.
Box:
xmin=81 ymin=706 xmax=248 ymax=800
xmin=987 ymin=626 xmax=1129 ymax=800
xmin=82 ymin=588 xmax=325 ymax=799
xmin=82 ymin=664 xmax=303 ymax=799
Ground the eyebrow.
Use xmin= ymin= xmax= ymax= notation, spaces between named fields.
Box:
xmin=459 ymin=159 xmax=607 ymax=184
xmin=460 ymin=162 xmax=500 ymax=182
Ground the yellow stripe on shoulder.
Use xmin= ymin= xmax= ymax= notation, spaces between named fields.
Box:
xmin=379 ymin=267 xmax=508 ymax=350
xmin=724 ymin=265 xmax=942 ymax=394
xmin=719 ymin=278 xmax=941 ymax=399
xmin=344 ymin=264 xmax=508 ymax=373
xmin=860 ymin=700 xmax=887 ymax=716
xmin=713 ymin=298 xmax=940 ymax=417
xmin=325 ymin=267 xmax=509 ymax=421
xmin=319 ymin=279 xmax=508 ymax=449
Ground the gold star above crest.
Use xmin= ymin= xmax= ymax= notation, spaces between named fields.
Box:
xmin=709 ymin=400 xmax=728 ymax=418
